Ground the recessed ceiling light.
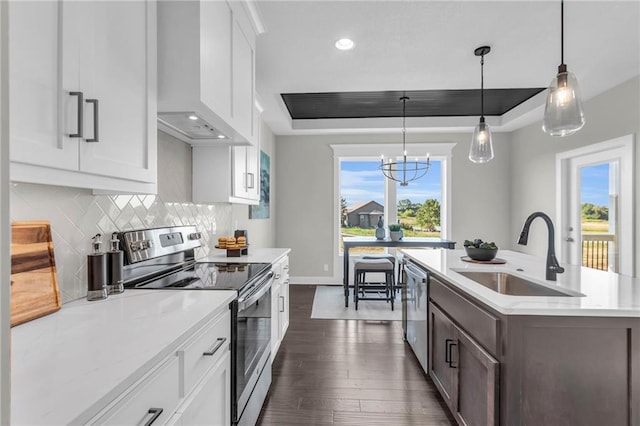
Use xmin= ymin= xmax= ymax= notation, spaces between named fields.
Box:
xmin=217 ymin=135 xmax=226 ymax=139
xmin=188 ymin=115 xmax=198 ymax=120
xmin=335 ymin=38 xmax=355 ymax=50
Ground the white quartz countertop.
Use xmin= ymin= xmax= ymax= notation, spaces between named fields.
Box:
xmin=201 ymin=247 xmax=290 ymax=264
xmin=402 ymin=249 xmax=640 ymax=317
xmin=11 ymin=289 xmax=236 ymax=425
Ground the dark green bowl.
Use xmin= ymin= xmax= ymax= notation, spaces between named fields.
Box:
xmin=464 ymin=246 xmax=498 ymax=261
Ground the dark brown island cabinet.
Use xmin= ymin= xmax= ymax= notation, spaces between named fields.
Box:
xmin=428 ymin=276 xmax=640 ymax=426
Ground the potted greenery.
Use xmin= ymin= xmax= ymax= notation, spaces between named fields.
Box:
xmin=389 ymin=223 xmax=403 ymax=241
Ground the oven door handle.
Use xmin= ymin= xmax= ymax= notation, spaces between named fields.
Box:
xmin=238 ymin=271 xmax=274 ymax=310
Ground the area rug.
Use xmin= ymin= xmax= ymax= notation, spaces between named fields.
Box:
xmin=310 ymin=285 xmax=401 ymax=321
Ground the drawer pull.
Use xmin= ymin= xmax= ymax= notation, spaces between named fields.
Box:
xmin=445 ymin=339 xmax=458 ymax=368
xmin=279 ymin=295 xmax=285 ymax=312
xmin=143 ymin=407 xmax=163 ymax=426
xmin=203 ymin=337 xmax=227 ymax=356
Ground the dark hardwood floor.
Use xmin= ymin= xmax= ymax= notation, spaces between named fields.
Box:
xmin=257 ymin=285 xmax=456 ymax=425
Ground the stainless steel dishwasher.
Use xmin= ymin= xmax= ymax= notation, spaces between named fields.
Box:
xmin=405 ymin=261 xmax=429 ymax=372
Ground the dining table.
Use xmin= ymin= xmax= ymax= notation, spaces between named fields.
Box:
xmin=342 ymin=236 xmax=456 ymax=307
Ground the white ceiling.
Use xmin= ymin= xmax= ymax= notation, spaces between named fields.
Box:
xmin=254 ymin=1 xmax=640 ymax=135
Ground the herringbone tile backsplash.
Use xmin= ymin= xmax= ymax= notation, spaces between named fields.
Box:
xmin=10 ymin=182 xmax=232 ymax=302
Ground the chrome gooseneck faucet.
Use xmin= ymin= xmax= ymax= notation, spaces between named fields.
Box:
xmin=517 ymin=212 xmax=565 ymax=281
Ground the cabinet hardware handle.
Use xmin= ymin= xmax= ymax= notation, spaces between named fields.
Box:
xmin=283 ymin=265 xmax=289 ymax=270
xmin=445 ymin=339 xmax=458 ymax=368
xmin=85 ymin=99 xmax=99 ymax=142
xmin=69 ymin=92 xmax=84 ymax=138
xmin=143 ymin=408 xmax=163 ymax=426
xmin=203 ymin=337 xmax=227 ymax=356
xmin=279 ymin=295 xmax=285 ymax=312
xmin=247 ymin=172 xmax=255 ymax=189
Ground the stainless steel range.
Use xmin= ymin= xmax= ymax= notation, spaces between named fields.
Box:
xmin=118 ymin=225 xmax=273 ymax=426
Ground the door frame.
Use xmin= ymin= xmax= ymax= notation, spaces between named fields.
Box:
xmin=556 ymin=134 xmax=635 ymax=276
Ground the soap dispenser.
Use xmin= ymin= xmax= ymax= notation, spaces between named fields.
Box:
xmin=107 ymin=232 xmax=124 ymax=294
xmin=87 ymin=233 xmax=108 ymax=301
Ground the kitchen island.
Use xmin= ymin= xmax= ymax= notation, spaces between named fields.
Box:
xmin=401 ymin=248 xmax=640 ymax=426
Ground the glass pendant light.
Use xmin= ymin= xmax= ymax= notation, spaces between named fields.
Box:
xmin=543 ymin=0 xmax=585 ymax=136
xmin=469 ymin=46 xmax=494 ymax=164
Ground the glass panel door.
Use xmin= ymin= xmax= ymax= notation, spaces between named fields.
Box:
xmin=580 ymin=162 xmax=618 ymax=272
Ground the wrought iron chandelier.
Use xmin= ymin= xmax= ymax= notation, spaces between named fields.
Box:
xmin=379 ymin=96 xmax=430 ymax=186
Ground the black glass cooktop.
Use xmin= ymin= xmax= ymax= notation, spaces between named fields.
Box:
xmin=127 ymin=262 xmax=271 ymax=292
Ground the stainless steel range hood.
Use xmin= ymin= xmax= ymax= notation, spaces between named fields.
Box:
xmin=157 ymin=112 xmax=230 ymax=141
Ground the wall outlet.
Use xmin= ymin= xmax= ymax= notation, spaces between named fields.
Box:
xmin=323 ymin=264 xmax=329 ymax=272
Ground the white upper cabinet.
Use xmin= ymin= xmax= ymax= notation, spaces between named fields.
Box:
xmin=9 ymin=1 xmax=76 ymax=171
xmin=192 ymin=100 xmax=262 ymax=205
xmin=157 ymin=0 xmax=262 ymax=146
xmin=9 ymin=0 xmax=157 ymax=194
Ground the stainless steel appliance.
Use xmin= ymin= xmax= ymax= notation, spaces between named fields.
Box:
xmin=119 ymin=225 xmax=273 ymax=426
xmin=405 ymin=260 xmax=429 ymax=372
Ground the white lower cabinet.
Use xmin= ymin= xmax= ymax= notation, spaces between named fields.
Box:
xmin=174 ymin=350 xmax=231 ymax=426
xmin=91 ymin=357 xmax=180 ymax=425
xmin=271 ymin=256 xmax=290 ymax=357
xmin=87 ymin=309 xmax=231 ymax=425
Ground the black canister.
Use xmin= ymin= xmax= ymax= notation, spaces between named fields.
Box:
xmin=234 ymin=229 xmax=248 ymax=255
xmin=107 ymin=232 xmax=124 ymax=294
xmin=87 ymin=233 xmax=108 ymax=301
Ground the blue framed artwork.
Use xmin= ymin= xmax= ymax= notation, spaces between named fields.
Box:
xmin=249 ymin=150 xmax=270 ymax=219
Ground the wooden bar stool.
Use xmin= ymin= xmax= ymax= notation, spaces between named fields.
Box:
xmin=353 ymin=258 xmax=395 ymax=311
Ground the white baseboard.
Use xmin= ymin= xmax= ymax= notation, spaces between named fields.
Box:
xmin=289 ymin=276 xmax=342 ymax=285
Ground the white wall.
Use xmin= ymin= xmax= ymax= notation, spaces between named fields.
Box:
xmin=510 ymin=75 xmax=640 ymax=274
xmin=275 ymin=132 xmax=512 ymax=281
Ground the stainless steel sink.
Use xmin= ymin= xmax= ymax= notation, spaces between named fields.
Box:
xmin=455 ymin=271 xmax=580 ymax=297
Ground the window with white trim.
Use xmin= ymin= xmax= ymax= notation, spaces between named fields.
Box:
xmin=332 ymin=143 xmax=454 ymax=256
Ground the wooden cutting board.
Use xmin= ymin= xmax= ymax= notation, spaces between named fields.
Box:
xmin=11 ymin=221 xmax=61 ymax=327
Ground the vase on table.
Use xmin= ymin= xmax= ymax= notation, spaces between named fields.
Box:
xmin=375 ymin=217 xmax=385 ymax=240
xmin=389 ymin=231 xmax=402 ymax=241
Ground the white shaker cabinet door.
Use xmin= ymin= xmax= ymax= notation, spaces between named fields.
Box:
xmin=73 ymin=0 xmax=156 ymax=183
xmin=9 ymin=0 xmax=78 ymax=171
xmin=178 ymin=350 xmax=231 ymax=426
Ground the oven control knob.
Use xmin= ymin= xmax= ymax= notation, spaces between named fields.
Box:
xmin=188 ymin=232 xmax=202 ymax=240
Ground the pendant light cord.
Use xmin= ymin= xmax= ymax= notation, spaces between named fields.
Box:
xmin=560 ymin=0 xmax=564 ymax=65
xmin=480 ymin=54 xmax=485 ymax=119
xmin=402 ymin=97 xmax=406 ymax=152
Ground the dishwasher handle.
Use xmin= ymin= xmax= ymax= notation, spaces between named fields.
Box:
xmin=405 ymin=262 xmax=427 ymax=283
